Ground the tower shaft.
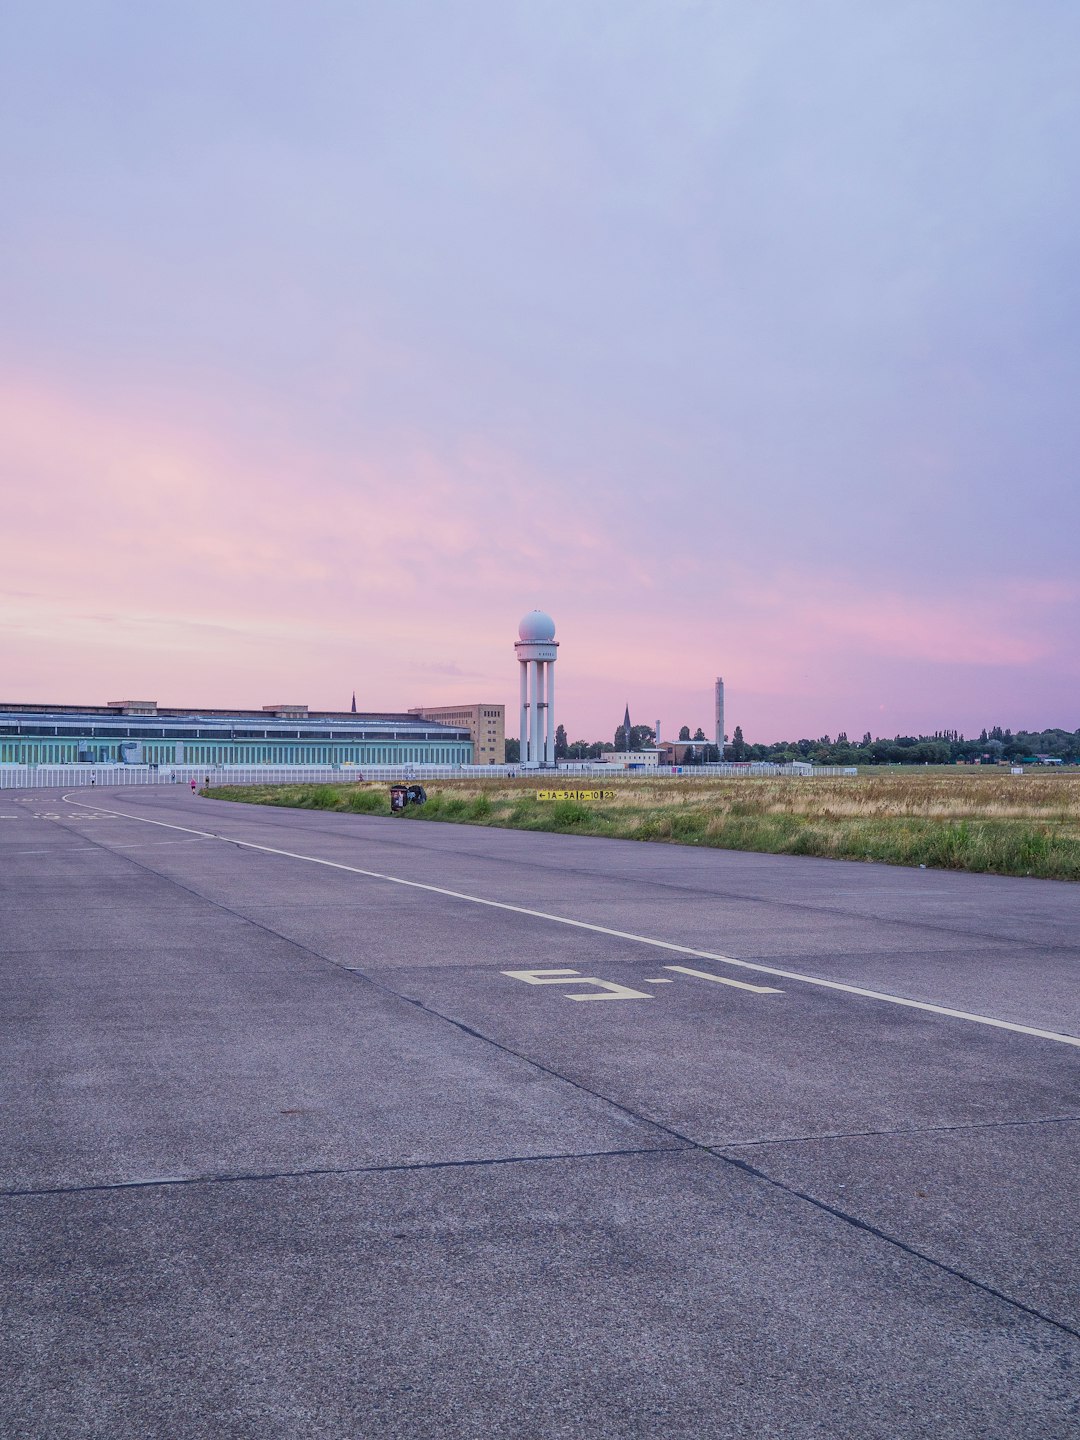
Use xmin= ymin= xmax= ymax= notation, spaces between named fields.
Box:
xmin=515 ymin=612 xmax=559 ymax=769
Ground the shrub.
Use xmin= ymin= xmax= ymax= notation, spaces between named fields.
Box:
xmin=347 ymin=789 xmax=385 ymax=814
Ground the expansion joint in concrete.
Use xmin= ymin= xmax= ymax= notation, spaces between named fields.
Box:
xmin=711 ymin=1147 xmax=1080 ymax=1345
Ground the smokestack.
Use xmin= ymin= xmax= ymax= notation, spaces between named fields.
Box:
xmin=655 ymin=719 xmax=661 ymax=744
xmin=715 ymin=677 xmax=725 ymax=752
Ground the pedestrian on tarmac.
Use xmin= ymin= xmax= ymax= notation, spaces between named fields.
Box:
xmin=190 ymin=778 xmax=197 ymax=793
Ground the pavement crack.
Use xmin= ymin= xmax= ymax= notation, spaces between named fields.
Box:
xmin=0 ymin=1144 xmax=686 ymax=1201
xmin=713 ymin=1114 xmax=1080 ymax=1149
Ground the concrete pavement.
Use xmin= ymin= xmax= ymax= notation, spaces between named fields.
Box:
xmin=2 ymin=785 xmax=1078 ymax=1437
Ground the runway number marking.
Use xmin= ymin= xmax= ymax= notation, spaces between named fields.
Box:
xmin=501 ymin=966 xmax=782 ymax=1001
xmin=501 ymin=968 xmax=654 ymax=1001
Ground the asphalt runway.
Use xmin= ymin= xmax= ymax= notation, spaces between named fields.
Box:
xmin=2 ymin=784 xmax=1078 ymax=1438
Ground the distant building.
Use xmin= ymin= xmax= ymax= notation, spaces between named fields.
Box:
xmin=597 ymin=749 xmax=661 ymax=770
xmin=657 ymin=741 xmax=713 ymax=766
xmin=0 ymin=700 xmax=471 ymax=767
xmin=409 ymin=703 xmax=505 ymax=764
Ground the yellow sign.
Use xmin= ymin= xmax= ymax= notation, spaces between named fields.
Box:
xmin=536 ymin=789 xmax=616 ymax=801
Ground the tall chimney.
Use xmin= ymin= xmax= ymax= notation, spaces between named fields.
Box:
xmin=715 ymin=677 xmax=725 ymax=752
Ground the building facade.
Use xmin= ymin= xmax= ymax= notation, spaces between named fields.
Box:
xmin=592 ymin=749 xmax=661 ymax=770
xmin=656 ymin=741 xmax=714 ymax=765
xmin=408 ymin=704 xmax=505 ymax=764
xmin=0 ymin=701 xmax=472 ymax=767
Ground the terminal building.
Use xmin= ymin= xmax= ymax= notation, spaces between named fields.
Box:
xmin=408 ymin=704 xmax=505 ymax=764
xmin=0 ymin=701 xmax=473 ymax=768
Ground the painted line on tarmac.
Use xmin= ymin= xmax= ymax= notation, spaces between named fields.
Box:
xmin=61 ymin=792 xmax=1080 ymax=1049
xmin=664 ymin=964 xmax=782 ymax=994
xmin=11 ymin=839 xmax=208 ymax=856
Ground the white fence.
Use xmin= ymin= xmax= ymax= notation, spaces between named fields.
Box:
xmin=0 ymin=762 xmax=855 ymax=790
xmin=0 ymin=764 xmax=499 ymax=790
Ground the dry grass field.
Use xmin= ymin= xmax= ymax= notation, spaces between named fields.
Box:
xmin=208 ymin=770 xmax=1080 ymax=880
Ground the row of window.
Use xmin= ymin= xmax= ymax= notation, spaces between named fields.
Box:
xmin=0 ymin=741 xmax=471 ymax=766
xmin=424 ymin=710 xmax=502 ymax=725
xmin=0 ymin=725 xmax=463 ymax=742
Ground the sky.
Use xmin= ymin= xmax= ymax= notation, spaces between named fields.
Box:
xmin=3 ymin=1 xmax=1079 ymax=744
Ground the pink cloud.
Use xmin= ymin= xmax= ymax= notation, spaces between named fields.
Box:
xmin=3 ymin=374 xmax=1077 ymax=741
xmin=0 ymin=374 xmax=630 ymax=711
xmin=745 ymin=577 xmax=1049 ymax=668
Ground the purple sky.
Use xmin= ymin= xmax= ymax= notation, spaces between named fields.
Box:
xmin=3 ymin=2 xmax=1078 ymax=742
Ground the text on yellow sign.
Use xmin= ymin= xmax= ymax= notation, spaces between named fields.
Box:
xmin=536 ymin=790 xmax=616 ymax=801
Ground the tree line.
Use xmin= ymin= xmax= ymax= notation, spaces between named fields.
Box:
xmin=504 ymin=724 xmax=1080 ymax=765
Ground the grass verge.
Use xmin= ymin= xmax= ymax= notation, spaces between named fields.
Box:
xmin=204 ymin=773 xmax=1080 ymax=881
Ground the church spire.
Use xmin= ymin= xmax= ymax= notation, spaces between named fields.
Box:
xmin=623 ymin=702 xmax=631 ymax=750
xmin=351 ymin=691 xmax=357 ymax=713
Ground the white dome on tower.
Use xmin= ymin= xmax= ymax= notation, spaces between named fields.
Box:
xmin=518 ymin=609 xmax=556 ymax=642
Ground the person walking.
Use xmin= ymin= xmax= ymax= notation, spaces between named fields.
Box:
xmin=190 ymin=778 xmax=197 ymax=794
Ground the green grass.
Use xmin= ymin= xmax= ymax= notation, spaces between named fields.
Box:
xmin=204 ymin=774 xmax=1080 ymax=881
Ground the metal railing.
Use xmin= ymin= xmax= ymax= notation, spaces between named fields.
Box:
xmin=0 ymin=761 xmax=855 ymax=790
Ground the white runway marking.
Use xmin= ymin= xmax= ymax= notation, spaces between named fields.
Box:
xmin=60 ymin=792 xmax=1080 ymax=1048
xmin=664 ymin=964 xmax=783 ymax=994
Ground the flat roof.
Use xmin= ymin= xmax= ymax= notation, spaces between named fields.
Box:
xmin=1 ymin=702 xmax=430 ymax=721
xmin=0 ymin=703 xmax=471 ymax=741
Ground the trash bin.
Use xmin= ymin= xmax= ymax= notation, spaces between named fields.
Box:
xmin=390 ymin=784 xmax=427 ymax=813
